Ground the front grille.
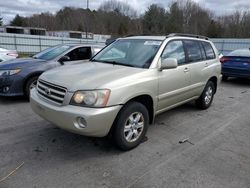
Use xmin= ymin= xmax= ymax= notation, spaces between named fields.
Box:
xmin=37 ymin=79 xmax=67 ymax=105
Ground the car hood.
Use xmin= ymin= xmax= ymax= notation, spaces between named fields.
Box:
xmin=40 ymin=61 xmax=146 ymax=91
xmin=0 ymin=58 xmax=47 ymax=69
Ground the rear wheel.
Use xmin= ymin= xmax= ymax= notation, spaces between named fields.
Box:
xmin=25 ymin=76 xmax=39 ymax=98
xmin=113 ymin=102 xmax=149 ymax=151
xmin=196 ymin=81 xmax=215 ymax=110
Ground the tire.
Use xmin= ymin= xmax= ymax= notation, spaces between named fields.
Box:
xmin=25 ymin=76 xmax=39 ymax=98
xmin=195 ymin=81 xmax=215 ymax=110
xmin=222 ymin=75 xmax=228 ymax=81
xmin=113 ymin=102 xmax=149 ymax=151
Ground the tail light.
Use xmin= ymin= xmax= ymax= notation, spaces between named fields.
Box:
xmin=220 ymin=57 xmax=230 ymax=63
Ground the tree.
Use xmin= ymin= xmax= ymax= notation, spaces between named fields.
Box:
xmin=207 ymin=20 xmax=222 ymax=38
xmin=171 ymin=0 xmax=212 ymax=35
xmin=168 ymin=2 xmax=184 ymax=33
xmin=10 ymin=14 xmax=27 ymax=26
xmin=7 ymin=0 xmax=250 ymax=38
xmin=142 ymin=4 xmax=168 ymax=35
xmin=99 ymin=0 xmax=137 ymax=18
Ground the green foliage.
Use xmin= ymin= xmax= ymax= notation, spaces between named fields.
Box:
xmin=10 ymin=14 xmax=27 ymax=26
xmin=142 ymin=4 xmax=168 ymax=35
xmin=8 ymin=0 xmax=250 ymax=38
xmin=168 ymin=2 xmax=184 ymax=33
xmin=207 ymin=20 xmax=222 ymax=38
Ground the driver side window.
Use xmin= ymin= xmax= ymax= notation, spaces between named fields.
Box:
xmin=65 ymin=47 xmax=92 ymax=61
xmin=161 ymin=40 xmax=186 ymax=65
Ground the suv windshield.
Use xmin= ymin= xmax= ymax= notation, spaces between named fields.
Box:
xmin=33 ymin=45 xmax=71 ymax=60
xmin=92 ymin=39 xmax=162 ymax=68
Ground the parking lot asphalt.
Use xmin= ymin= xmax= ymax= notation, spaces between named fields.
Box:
xmin=0 ymin=79 xmax=249 ymax=188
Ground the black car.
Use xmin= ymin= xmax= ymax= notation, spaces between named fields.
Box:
xmin=0 ymin=44 xmax=104 ymax=97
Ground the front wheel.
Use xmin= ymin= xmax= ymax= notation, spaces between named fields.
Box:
xmin=113 ymin=102 xmax=149 ymax=151
xmin=25 ymin=76 xmax=39 ymax=98
xmin=195 ymin=81 xmax=215 ymax=110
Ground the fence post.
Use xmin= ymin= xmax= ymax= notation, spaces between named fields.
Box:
xmin=221 ymin=40 xmax=225 ymax=54
xmin=14 ymin=35 xmax=17 ymax=50
xmin=39 ymin=36 xmax=42 ymax=51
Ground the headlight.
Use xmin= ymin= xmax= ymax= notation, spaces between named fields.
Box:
xmin=0 ymin=69 xmax=21 ymax=76
xmin=70 ymin=89 xmax=111 ymax=107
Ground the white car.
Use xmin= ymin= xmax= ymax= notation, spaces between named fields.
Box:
xmin=0 ymin=47 xmax=18 ymax=62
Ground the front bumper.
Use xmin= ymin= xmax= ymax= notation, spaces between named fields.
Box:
xmin=30 ymin=89 xmax=122 ymax=137
xmin=0 ymin=75 xmax=24 ymax=96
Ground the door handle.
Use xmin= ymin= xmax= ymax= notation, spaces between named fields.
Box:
xmin=183 ymin=67 xmax=189 ymax=73
xmin=205 ymin=62 xmax=209 ymax=67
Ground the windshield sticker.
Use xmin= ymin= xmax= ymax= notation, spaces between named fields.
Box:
xmin=144 ymin=41 xmax=162 ymax=46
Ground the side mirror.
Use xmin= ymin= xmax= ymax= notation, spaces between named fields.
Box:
xmin=59 ymin=56 xmax=70 ymax=64
xmin=160 ymin=58 xmax=178 ymax=70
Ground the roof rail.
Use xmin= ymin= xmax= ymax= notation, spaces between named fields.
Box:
xmin=167 ymin=33 xmax=209 ymax=40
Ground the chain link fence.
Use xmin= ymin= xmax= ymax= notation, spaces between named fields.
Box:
xmin=0 ymin=33 xmax=106 ymax=56
xmin=1 ymin=33 xmax=250 ymax=56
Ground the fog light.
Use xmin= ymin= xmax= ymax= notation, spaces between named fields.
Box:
xmin=74 ymin=117 xmax=87 ymax=129
xmin=3 ymin=87 xmax=9 ymax=93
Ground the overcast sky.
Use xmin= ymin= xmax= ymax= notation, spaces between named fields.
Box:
xmin=1 ymin=0 xmax=250 ymax=24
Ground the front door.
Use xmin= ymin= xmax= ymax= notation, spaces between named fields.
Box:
xmin=157 ymin=40 xmax=191 ymax=112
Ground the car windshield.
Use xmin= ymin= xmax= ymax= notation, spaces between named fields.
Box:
xmin=91 ymin=39 xmax=162 ymax=68
xmin=227 ymin=49 xmax=250 ymax=57
xmin=33 ymin=45 xmax=71 ymax=60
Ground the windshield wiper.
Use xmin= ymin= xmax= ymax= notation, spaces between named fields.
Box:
xmin=93 ymin=60 xmax=136 ymax=67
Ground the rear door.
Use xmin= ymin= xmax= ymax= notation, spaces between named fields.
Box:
xmin=183 ymin=40 xmax=216 ymax=96
xmin=157 ymin=40 xmax=191 ymax=112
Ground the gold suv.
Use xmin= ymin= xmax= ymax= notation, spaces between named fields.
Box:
xmin=31 ymin=34 xmax=221 ymax=150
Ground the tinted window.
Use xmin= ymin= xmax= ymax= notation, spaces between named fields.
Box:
xmin=161 ymin=40 xmax=186 ymax=65
xmin=184 ymin=40 xmax=203 ymax=62
xmin=202 ymin=42 xmax=215 ymax=59
xmin=199 ymin=42 xmax=207 ymax=60
xmin=66 ymin=47 xmax=92 ymax=61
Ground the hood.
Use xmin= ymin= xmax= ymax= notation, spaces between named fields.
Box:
xmin=0 ymin=58 xmax=47 ymax=69
xmin=40 ymin=61 xmax=146 ymax=91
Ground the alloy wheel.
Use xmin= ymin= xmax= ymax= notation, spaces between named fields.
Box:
xmin=124 ymin=112 xmax=144 ymax=143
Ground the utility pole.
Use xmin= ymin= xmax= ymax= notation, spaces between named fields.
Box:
xmin=85 ymin=0 xmax=89 ymax=39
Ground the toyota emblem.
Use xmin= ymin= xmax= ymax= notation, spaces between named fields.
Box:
xmin=44 ymin=88 xmax=51 ymax=96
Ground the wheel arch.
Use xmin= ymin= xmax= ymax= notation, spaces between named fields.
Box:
xmin=207 ymin=76 xmax=218 ymax=93
xmin=124 ymin=94 xmax=155 ymax=125
xmin=23 ymin=71 xmax=43 ymax=92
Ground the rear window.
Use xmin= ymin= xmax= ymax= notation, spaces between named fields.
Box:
xmin=202 ymin=42 xmax=215 ymax=59
xmin=184 ymin=40 xmax=203 ymax=62
xmin=228 ymin=49 xmax=250 ymax=57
